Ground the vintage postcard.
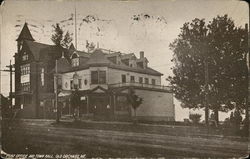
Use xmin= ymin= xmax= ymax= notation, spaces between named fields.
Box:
xmin=0 ymin=0 xmax=249 ymax=158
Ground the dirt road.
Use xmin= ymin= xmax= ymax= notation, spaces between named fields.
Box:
xmin=2 ymin=119 xmax=249 ymax=158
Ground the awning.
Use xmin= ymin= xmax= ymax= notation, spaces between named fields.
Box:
xmin=58 ymin=91 xmax=72 ymax=97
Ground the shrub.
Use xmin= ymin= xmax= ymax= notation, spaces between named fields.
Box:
xmin=189 ymin=113 xmax=202 ymax=124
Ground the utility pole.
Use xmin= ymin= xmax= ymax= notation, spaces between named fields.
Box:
xmin=3 ymin=60 xmax=15 ymax=109
xmin=54 ymin=59 xmax=59 ymax=123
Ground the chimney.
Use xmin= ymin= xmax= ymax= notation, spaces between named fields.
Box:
xmin=140 ymin=51 xmax=144 ymax=59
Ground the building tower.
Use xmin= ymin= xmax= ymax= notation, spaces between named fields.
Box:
xmin=14 ymin=23 xmax=35 ymax=115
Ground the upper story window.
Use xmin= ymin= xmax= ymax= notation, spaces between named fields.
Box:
xmin=152 ymin=79 xmax=156 ymax=85
xmin=70 ymin=80 xmax=73 ymax=89
xmin=130 ymin=76 xmax=135 ymax=83
xmin=21 ymin=64 xmax=30 ymax=75
xmin=91 ymin=71 xmax=106 ymax=84
xmin=57 ymin=77 xmax=62 ymax=89
xmin=21 ymin=82 xmax=30 ymax=92
xmin=99 ymin=71 xmax=106 ymax=84
xmin=121 ymin=74 xmax=126 ymax=83
xmin=145 ymin=78 xmax=149 ymax=84
xmin=22 ymin=52 xmax=29 ymax=61
xmin=91 ymin=71 xmax=98 ymax=84
xmin=71 ymin=53 xmax=79 ymax=67
xmin=72 ymin=58 xmax=79 ymax=67
xmin=41 ymin=68 xmax=44 ymax=86
xmin=139 ymin=77 xmax=143 ymax=84
xmin=78 ymin=79 xmax=82 ymax=89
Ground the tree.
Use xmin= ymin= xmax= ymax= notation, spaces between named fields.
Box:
xmin=127 ymin=88 xmax=143 ymax=123
xmin=51 ymin=23 xmax=72 ymax=48
xmin=168 ymin=15 xmax=248 ymax=125
xmin=206 ymin=15 xmax=248 ymax=123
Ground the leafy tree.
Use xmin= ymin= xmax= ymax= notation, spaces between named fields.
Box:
xmin=51 ymin=23 xmax=72 ymax=48
xmin=62 ymin=31 xmax=73 ymax=48
xmin=206 ymin=15 xmax=248 ymax=122
xmin=168 ymin=15 xmax=248 ymax=125
xmin=127 ymin=87 xmax=143 ymax=123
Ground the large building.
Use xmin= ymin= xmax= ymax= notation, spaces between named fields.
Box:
xmin=14 ymin=23 xmax=174 ymax=121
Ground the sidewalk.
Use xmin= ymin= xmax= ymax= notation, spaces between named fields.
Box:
xmin=8 ymin=117 xmax=248 ymax=141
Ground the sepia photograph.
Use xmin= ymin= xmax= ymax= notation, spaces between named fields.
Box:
xmin=0 ymin=0 xmax=249 ymax=158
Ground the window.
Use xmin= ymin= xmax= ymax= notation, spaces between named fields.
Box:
xmin=99 ymin=71 xmax=106 ymax=84
xmin=41 ymin=68 xmax=44 ymax=86
xmin=84 ymin=79 xmax=88 ymax=85
xmin=70 ymin=80 xmax=73 ymax=89
xmin=65 ymin=82 xmax=68 ymax=88
xmin=152 ymin=79 xmax=156 ymax=85
xmin=145 ymin=78 xmax=149 ymax=84
xmin=57 ymin=77 xmax=62 ymax=89
xmin=78 ymin=79 xmax=82 ymax=89
xmin=22 ymin=52 xmax=28 ymax=61
xmin=122 ymin=74 xmax=126 ymax=83
xmin=72 ymin=58 xmax=79 ymax=67
xmin=91 ymin=71 xmax=98 ymax=84
xmin=130 ymin=76 xmax=135 ymax=83
xmin=91 ymin=71 xmax=106 ymax=84
xmin=139 ymin=77 xmax=143 ymax=84
xmin=21 ymin=82 xmax=30 ymax=92
xmin=21 ymin=64 xmax=30 ymax=75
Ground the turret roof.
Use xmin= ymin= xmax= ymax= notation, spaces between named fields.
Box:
xmin=16 ymin=23 xmax=35 ymax=41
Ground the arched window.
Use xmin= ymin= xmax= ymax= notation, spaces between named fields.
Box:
xmin=71 ymin=52 xmax=79 ymax=67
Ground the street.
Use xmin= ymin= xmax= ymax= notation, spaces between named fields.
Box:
xmin=1 ymin=119 xmax=249 ymax=158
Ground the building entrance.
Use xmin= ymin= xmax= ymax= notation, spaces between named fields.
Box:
xmin=89 ymin=95 xmax=111 ymax=116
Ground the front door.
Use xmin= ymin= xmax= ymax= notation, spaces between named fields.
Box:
xmin=89 ymin=95 xmax=110 ymax=116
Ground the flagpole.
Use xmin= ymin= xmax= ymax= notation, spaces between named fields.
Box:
xmin=74 ymin=2 xmax=77 ymax=50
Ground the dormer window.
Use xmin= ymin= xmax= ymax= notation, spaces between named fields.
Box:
xmin=72 ymin=58 xmax=79 ymax=67
xmin=71 ymin=52 xmax=79 ymax=67
xmin=22 ymin=52 xmax=28 ymax=61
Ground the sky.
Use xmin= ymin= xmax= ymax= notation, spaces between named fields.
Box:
xmin=0 ymin=0 xmax=249 ymax=121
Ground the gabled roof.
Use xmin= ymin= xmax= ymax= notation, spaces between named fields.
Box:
xmin=90 ymin=86 xmax=109 ymax=93
xmin=60 ymin=49 xmax=162 ymax=76
xmin=57 ymin=57 xmax=70 ymax=73
xmin=87 ymin=49 xmax=110 ymax=65
xmin=109 ymin=63 xmax=162 ymax=76
xmin=105 ymin=52 xmax=121 ymax=57
xmin=78 ymin=51 xmax=91 ymax=58
xmin=121 ymin=53 xmax=136 ymax=60
xmin=16 ymin=23 xmax=35 ymax=41
xmin=69 ymin=43 xmax=76 ymax=51
xmin=22 ymin=38 xmax=162 ymax=76
xmin=24 ymin=40 xmax=53 ymax=60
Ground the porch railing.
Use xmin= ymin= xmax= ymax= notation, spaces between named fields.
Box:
xmin=108 ymin=82 xmax=171 ymax=91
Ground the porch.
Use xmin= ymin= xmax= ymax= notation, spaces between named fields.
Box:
xmin=57 ymin=86 xmax=131 ymax=119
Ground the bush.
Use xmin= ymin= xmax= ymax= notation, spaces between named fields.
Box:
xmin=189 ymin=113 xmax=202 ymax=124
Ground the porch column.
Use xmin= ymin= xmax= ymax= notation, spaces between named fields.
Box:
xmin=86 ymin=95 xmax=89 ymax=114
xmin=113 ymin=94 xmax=116 ymax=115
xmin=69 ymin=99 xmax=71 ymax=115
